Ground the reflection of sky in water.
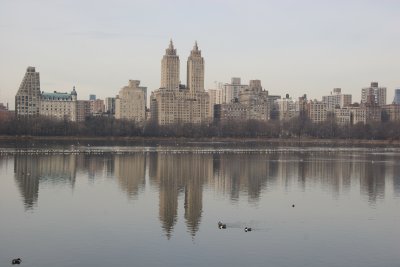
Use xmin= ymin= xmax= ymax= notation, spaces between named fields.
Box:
xmin=0 ymin=149 xmax=399 ymax=267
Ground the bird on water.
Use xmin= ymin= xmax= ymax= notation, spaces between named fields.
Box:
xmin=218 ymin=221 xmax=227 ymax=229
xmin=12 ymin=258 xmax=21 ymax=265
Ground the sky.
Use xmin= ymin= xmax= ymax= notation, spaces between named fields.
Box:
xmin=1 ymin=0 xmax=400 ymax=109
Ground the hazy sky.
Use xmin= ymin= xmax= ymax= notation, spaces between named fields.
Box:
xmin=1 ymin=0 xmax=400 ymax=108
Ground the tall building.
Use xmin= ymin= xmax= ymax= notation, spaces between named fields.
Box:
xmin=187 ymin=41 xmax=205 ymax=93
xmin=115 ymin=80 xmax=147 ymax=122
xmin=15 ymin=66 xmax=41 ymax=117
xmin=221 ymin=78 xmax=249 ymax=103
xmin=161 ymin=40 xmax=180 ymax=90
xmin=151 ymin=41 xmax=210 ymax=125
xmin=393 ymin=88 xmax=400 ymax=104
xmin=322 ymin=88 xmax=352 ymax=110
xmin=361 ymin=82 xmax=386 ymax=106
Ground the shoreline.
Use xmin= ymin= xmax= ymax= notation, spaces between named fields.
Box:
xmin=0 ymin=135 xmax=399 ymax=147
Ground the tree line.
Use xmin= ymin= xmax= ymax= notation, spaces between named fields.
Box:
xmin=1 ymin=115 xmax=400 ymax=140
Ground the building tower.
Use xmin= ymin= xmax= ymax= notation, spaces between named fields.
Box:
xmin=15 ymin=66 xmax=41 ymax=117
xmin=187 ymin=41 xmax=205 ymax=93
xmin=161 ymin=40 xmax=180 ymax=89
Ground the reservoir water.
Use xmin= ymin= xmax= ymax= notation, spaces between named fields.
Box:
xmin=0 ymin=145 xmax=399 ymax=267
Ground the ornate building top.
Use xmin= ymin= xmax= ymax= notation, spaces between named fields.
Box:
xmin=165 ymin=39 xmax=177 ymax=56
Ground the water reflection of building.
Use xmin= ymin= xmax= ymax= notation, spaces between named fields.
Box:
xmin=392 ymin=162 xmax=400 ymax=197
xmin=14 ymin=155 xmax=77 ymax=210
xmin=114 ymin=154 xmax=146 ymax=198
xmin=356 ymin=154 xmax=386 ymax=203
xmin=212 ymin=154 xmax=272 ymax=202
xmin=9 ymin=150 xmax=395 ymax=236
xmin=295 ymin=153 xmax=352 ymax=197
xmin=149 ymin=153 xmax=212 ymax=238
xmin=76 ymin=155 xmax=113 ymax=181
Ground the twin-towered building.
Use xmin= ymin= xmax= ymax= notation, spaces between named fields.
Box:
xmin=13 ymin=42 xmax=400 ymax=127
xmin=150 ymin=41 xmax=210 ymax=125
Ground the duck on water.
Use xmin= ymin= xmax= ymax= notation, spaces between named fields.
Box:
xmin=218 ymin=221 xmax=226 ymax=229
xmin=12 ymin=258 xmax=21 ymax=265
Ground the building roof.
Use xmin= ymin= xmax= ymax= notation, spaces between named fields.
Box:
xmin=42 ymin=91 xmax=73 ymax=100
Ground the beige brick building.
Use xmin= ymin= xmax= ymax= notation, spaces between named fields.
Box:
xmin=151 ymin=88 xmax=210 ymax=125
xmin=151 ymin=41 xmax=210 ymax=125
xmin=115 ymin=80 xmax=147 ymax=123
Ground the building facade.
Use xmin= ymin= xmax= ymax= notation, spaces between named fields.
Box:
xmin=361 ymin=82 xmax=386 ymax=106
xmin=151 ymin=41 xmax=210 ymax=125
xmin=77 ymin=100 xmax=91 ymax=122
xmin=90 ymin=99 xmax=105 ymax=116
xmin=115 ymin=80 xmax=147 ymax=122
xmin=333 ymin=108 xmax=351 ymax=125
xmin=15 ymin=67 xmax=41 ymax=117
xmin=382 ymin=104 xmax=400 ymax=121
xmin=221 ymin=78 xmax=249 ymax=104
xmin=214 ymin=80 xmax=270 ymax=122
xmin=151 ymin=88 xmax=210 ymax=125
xmin=322 ymin=88 xmax=352 ymax=110
xmin=276 ymin=95 xmax=296 ymax=121
xmin=307 ymin=100 xmax=327 ymax=123
xmin=39 ymin=88 xmax=78 ymax=121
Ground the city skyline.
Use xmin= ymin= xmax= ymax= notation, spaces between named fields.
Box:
xmin=1 ymin=1 xmax=400 ymax=108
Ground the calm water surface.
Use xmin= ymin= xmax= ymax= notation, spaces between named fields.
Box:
xmin=0 ymin=146 xmax=399 ymax=267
